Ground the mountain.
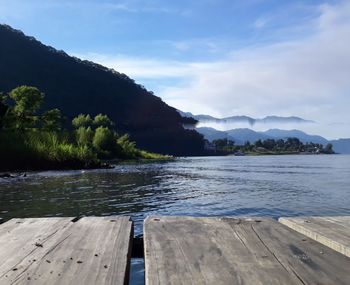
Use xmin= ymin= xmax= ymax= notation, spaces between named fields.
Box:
xmin=178 ymin=110 xmax=314 ymax=126
xmin=197 ymin=127 xmax=271 ymax=144
xmin=0 ymin=25 xmax=203 ymax=155
xmin=177 ymin=111 xmax=219 ymax=122
xmin=263 ymin=129 xmax=328 ymax=145
xmin=330 ymin=139 xmax=350 ymax=154
xmin=226 ymin=128 xmax=270 ymax=143
xmin=258 ymin=116 xmax=314 ymax=124
xmin=196 ymin=127 xmax=243 ymax=145
xmin=197 ymin=127 xmax=350 ymax=154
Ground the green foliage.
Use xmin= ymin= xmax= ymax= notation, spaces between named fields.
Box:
xmin=75 ymin=127 xmax=94 ymax=146
xmin=324 ymin=143 xmax=334 ymax=154
xmin=93 ymin=114 xmax=114 ymax=129
xmin=41 ymin=108 xmax=62 ymax=131
xmin=0 ymin=131 xmax=98 ymax=170
xmin=138 ymin=150 xmax=170 ymax=159
xmin=8 ymin=86 xmax=44 ymax=130
xmin=93 ymin=127 xmax=116 ymax=153
xmin=72 ymin=114 xmax=93 ymax=129
xmin=29 ymin=132 xmax=97 ymax=163
xmin=117 ymin=134 xmax=139 ymax=158
xmin=0 ymin=84 xmax=167 ymax=170
xmin=213 ymin=138 xmax=234 ymax=148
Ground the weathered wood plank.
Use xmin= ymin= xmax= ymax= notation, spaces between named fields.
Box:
xmin=0 ymin=216 xmax=133 ymax=285
xmin=144 ymin=216 xmax=350 ymax=285
xmin=279 ymin=216 xmax=350 ymax=257
xmin=0 ymin=217 xmax=74 ymax=280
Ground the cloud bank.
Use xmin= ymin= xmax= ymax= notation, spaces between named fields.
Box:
xmin=72 ymin=1 xmax=350 ymax=139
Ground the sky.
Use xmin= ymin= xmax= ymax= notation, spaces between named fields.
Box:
xmin=0 ymin=0 xmax=349 ymax=139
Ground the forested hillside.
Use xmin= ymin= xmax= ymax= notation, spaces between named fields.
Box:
xmin=0 ymin=25 xmax=203 ymax=155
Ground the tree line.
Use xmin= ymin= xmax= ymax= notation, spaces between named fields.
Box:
xmin=210 ymin=137 xmax=334 ymax=155
xmin=0 ymin=86 xmax=165 ymax=171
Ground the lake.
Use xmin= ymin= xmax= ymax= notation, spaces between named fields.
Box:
xmin=1 ymin=154 xmax=350 ymax=284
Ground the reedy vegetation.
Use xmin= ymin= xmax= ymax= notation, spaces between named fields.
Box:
xmin=0 ymin=86 xmax=167 ymax=171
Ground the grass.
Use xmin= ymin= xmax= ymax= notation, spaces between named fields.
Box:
xmin=0 ymin=131 xmax=100 ymax=171
xmin=0 ymin=131 xmax=169 ymax=171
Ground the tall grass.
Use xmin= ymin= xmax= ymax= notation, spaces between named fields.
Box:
xmin=0 ymin=131 xmax=99 ymax=171
xmin=0 ymin=130 xmax=168 ymax=171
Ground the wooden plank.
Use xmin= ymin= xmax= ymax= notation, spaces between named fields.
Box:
xmin=0 ymin=216 xmax=133 ymax=285
xmin=144 ymin=216 xmax=350 ymax=285
xmin=0 ymin=217 xmax=74 ymax=279
xmin=279 ymin=216 xmax=350 ymax=257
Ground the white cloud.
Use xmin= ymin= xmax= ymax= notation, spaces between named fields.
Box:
xmin=76 ymin=1 xmax=350 ymax=139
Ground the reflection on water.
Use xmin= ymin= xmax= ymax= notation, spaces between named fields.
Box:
xmin=1 ymin=155 xmax=350 ymax=284
xmin=1 ymin=155 xmax=350 ymax=235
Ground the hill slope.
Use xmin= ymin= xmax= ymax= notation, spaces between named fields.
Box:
xmin=0 ymin=25 xmax=203 ymax=155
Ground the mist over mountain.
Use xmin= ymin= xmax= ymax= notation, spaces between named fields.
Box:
xmin=0 ymin=25 xmax=204 ymax=155
xmin=178 ymin=110 xmax=314 ymax=126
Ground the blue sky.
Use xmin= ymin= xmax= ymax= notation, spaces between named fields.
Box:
xmin=1 ymin=0 xmax=350 ymax=138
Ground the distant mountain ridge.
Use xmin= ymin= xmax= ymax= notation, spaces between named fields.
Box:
xmin=178 ymin=110 xmax=314 ymax=126
xmin=196 ymin=127 xmax=350 ymax=154
xmin=0 ymin=24 xmax=204 ymax=155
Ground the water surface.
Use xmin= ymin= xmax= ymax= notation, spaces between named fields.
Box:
xmin=1 ymin=155 xmax=350 ymax=233
xmin=1 ymin=155 xmax=350 ymax=284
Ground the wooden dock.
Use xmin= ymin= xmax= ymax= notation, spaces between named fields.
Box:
xmin=144 ymin=216 xmax=350 ymax=285
xmin=1 ymin=216 xmax=350 ymax=284
xmin=279 ymin=216 xmax=350 ymax=257
xmin=0 ymin=217 xmax=133 ymax=285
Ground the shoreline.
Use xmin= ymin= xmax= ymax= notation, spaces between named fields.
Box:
xmin=0 ymin=153 xmax=338 ymax=176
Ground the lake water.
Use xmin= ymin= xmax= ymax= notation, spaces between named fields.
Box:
xmin=1 ymin=154 xmax=350 ymax=284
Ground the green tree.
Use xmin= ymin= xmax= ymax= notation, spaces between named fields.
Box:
xmin=93 ymin=114 xmax=114 ymax=129
xmin=212 ymin=138 xmax=234 ymax=148
xmin=72 ymin=114 xmax=93 ymax=129
xmin=324 ymin=143 xmax=334 ymax=154
xmin=262 ymin=139 xmax=276 ymax=150
xmin=8 ymin=86 xmax=44 ymax=130
xmin=117 ymin=134 xmax=137 ymax=157
xmin=76 ymin=127 xmax=94 ymax=146
xmin=93 ymin=126 xmax=115 ymax=152
xmin=41 ymin=109 xmax=62 ymax=131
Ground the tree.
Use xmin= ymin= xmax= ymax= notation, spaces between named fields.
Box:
xmin=8 ymin=86 xmax=44 ymax=130
xmin=276 ymin=139 xmax=285 ymax=149
xmin=72 ymin=114 xmax=93 ymax=129
xmin=76 ymin=127 xmax=94 ymax=146
xmin=285 ymin=137 xmax=301 ymax=151
xmin=324 ymin=143 xmax=334 ymax=154
xmin=41 ymin=109 xmax=62 ymax=131
xmin=93 ymin=114 xmax=114 ymax=129
xmin=262 ymin=139 xmax=276 ymax=150
xmin=117 ymin=134 xmax=137 ymax=157
xmin=255 ymin=139 xmax=263 ymax=148
xmin=93 ymin=126 xmax=115 ymax=152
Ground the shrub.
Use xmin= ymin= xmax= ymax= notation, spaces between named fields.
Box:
xmin=72 ymin=114 xmax=93 ymax=129
xmin=93 ymin=127 xmax=116 ymax=153
xmin=76 ymin=126 xmax=94 ymax=146
xmin=93 ymin=114 xmax=114 ymax=129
